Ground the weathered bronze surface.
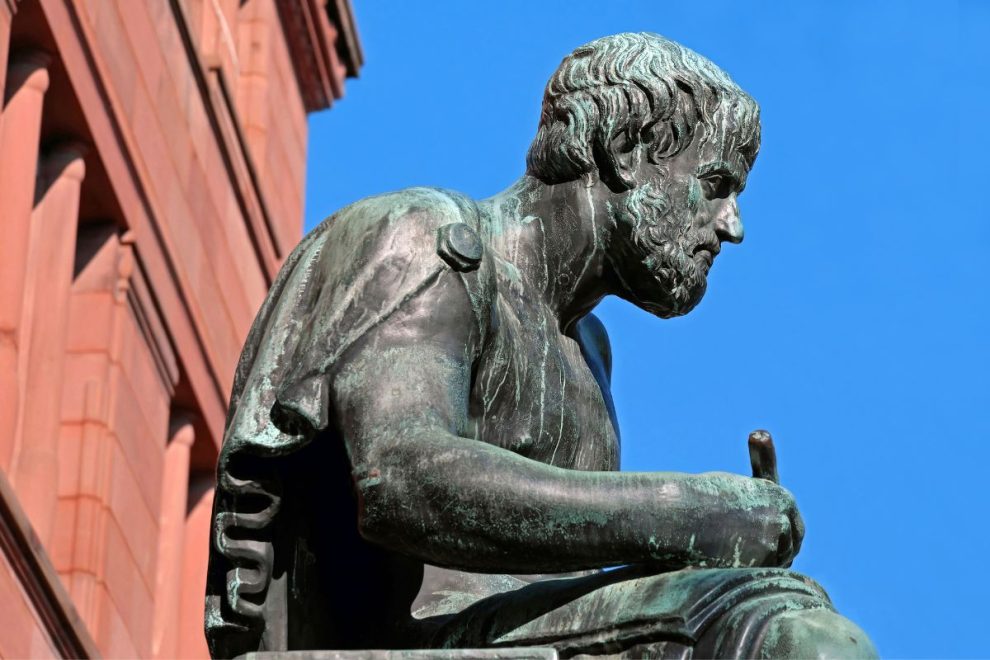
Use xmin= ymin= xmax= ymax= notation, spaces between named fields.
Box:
xmin=206 ymin=33 xmax=876 ymax=658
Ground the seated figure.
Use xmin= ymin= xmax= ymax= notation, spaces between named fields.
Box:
xmin=205 ymin=33 xmax=877 ymax=659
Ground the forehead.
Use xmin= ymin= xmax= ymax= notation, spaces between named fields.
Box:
xmin=694 ymin=139 xmax=750 ymax=183
xmin=694 ymin=94 xmax=760 ymax=177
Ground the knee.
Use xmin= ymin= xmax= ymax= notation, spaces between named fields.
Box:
xmin=758 ymin=608 xmax=878 ymax=659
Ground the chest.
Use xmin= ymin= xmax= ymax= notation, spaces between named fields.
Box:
xmin=471 ymin=301 xmax=619 ymax=471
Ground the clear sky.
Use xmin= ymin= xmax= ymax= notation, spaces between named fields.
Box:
xmin=303 ymin=2 xmax=985 ymax=656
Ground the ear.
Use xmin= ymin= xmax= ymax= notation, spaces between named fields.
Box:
xmin=593 ymin=128 xmax=639 ymax=193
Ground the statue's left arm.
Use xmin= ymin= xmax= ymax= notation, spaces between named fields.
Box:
xmin=328 ymin=249 xmax=801 ymax=574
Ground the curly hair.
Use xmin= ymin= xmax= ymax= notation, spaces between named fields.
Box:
xmin=526 ymin=33 xmax=761 ymax=188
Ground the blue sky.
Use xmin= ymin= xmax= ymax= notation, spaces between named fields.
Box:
xmin=304 ymin=2 xmax=985 ymax=656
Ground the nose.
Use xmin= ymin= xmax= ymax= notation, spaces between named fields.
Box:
xmin=714 ymin=195 xmax=744 ymax=244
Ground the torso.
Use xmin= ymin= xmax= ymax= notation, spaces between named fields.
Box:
xmin=350 ymin=194 xmax=623 ymax=622
xmin=471 ymin=268 xmax=620 ymax=472
xmin=413 ymin=257 xmax=622 ymax=618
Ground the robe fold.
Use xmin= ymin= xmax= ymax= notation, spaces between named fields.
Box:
xmin=205 ymin=188 xmax=484 ymax=657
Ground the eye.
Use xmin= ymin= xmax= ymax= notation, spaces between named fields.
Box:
xmin=700 ymin=175 xmax=732 ymax=199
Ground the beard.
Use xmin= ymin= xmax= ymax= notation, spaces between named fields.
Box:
xmin=612 ymin=182 xmax=716 ymax=318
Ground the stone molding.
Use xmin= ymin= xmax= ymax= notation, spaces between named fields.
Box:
xmin=46 ymin=0 xmax=228 ymax=433
xmin=168 ymin=0 xmax=283 ymax=275
xmin=326 ymin=0 xmax=363 ymax=78
xmin=0 ymin=470 xmax=99 ymax=659
xmin=327 ymin=0 xmax=364 ymax=78
xmin=275 ymin=0 xmax=361 ymax=112
xmin=125 ymin=236 xmax=181 ymax=396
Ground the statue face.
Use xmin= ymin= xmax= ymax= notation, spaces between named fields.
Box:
xmin=607 ymin=134 xmax=748 ymax=319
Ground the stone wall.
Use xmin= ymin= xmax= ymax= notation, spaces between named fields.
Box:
xmin=0 ymin=1 xmax=361 ymax=656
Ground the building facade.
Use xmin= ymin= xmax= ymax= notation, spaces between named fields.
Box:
xmin=0 ymin=0 xmax=361 ymax=656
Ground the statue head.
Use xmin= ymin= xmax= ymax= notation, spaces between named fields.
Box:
xmin=527 ymin=33 xmax=761 ymax=318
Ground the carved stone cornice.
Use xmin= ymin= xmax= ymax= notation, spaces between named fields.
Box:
xmin=0 ymin=471 xmax=100 ymax=658
xmin=327 ymin=0 xmax=364 ymax=78
xmin=275 ymin=0 xmax=363 ymax=112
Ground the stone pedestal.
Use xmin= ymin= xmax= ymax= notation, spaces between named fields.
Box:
xmin=243 ymin=651 xmax=557 ymax=660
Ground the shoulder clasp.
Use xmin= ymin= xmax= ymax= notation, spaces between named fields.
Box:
xmin=437 ymin=222 xmax=483 ymax=272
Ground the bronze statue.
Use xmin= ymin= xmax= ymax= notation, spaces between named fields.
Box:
xmin=206 ymin=33 xmax=877 ymax=658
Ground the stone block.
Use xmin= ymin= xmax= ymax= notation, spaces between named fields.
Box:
xmin=101 ymin=518 xmax=153 ymax=654
xmin=243 ymin=651 xmax=559 ymax=660
xmin=95 ymin=586 xmax=140 ymax=659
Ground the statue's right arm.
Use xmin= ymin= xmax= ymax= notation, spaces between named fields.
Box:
xmin=330 ymin=265 xmax=800 ymax=574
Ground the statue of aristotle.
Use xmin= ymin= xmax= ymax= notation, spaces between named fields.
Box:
xmin=206 ymin=33 xmax=877 ymax=659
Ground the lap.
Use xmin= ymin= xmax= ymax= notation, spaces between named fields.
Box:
xmin=418 ymin=566 xmax=834 ymax=657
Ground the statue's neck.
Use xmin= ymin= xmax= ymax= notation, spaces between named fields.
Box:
xmin=481 ymin=175 xmax=614 ymax=331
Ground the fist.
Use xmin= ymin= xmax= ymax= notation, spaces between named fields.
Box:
xmin=694 ymin=472 xmax=805 ymax=568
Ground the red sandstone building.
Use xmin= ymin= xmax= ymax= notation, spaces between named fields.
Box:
xmin=0 ymin=1 xmax=361 ymax=656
